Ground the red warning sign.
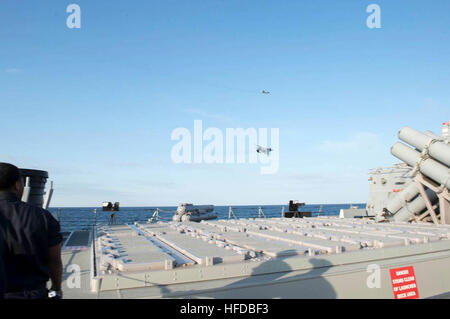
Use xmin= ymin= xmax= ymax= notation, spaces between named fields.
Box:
xmin=389 ymin=266 xmax=419 ymax=299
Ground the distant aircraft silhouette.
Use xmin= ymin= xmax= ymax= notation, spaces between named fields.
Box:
xmin=261 ymin=90 xmax=270 ymax=94
xmin=256 ymin=145 xmax=273 ymax=155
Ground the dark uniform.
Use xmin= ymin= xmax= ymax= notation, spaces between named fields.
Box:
xmin=0 ymin=228 xmax=5 ymax=299
xmin=0 ymin=191 xmax=62 ymax=299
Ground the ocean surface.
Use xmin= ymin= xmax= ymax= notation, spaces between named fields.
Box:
xmin=49 ymin=203 xmax=366 ymax=232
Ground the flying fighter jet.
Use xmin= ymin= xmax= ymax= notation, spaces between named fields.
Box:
xmin=256 ymin=145 xmax=273 ymax=155
xmin=261 ymin=90 xmax=270 ymax=94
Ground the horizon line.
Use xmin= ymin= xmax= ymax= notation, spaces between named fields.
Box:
xmin=49 ymin=202 xmax=367 ymax=209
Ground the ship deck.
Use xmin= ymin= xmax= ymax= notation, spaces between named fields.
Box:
xmin=61 ymin=217 xmax=450 ymax=299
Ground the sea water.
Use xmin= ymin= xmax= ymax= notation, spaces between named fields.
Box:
xmin=49 ymin=203 xmax=365 ymax=232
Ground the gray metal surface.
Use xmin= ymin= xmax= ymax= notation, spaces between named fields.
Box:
xmin=386 ymin=182 xmax=420 ymax=215
xmin=366 ymin=164 xmax=413 ymax=218
xmin=391 ymin=142 xmax=450 ymax=189
xmin=399 ymin=126 xmax=450 ymax=167
xmin=19 ymin=168 xmax=49 ymax=208
xmin=393 ymin=188 xmax=438 ymax=222
xmin=366 ymin=125 xmax=449 ymax=224
xmin=385 ymin=125 xmax=450 ymax=224
xmin=57 ymin=213 xmax=450 ymax=299
xmin=66 ymin=217 xmax=449 ymax=299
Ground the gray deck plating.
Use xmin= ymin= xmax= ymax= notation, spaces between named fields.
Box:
xmin=95 ymin=218 xmax=450 ymax=275
xmin=81 ymin=217 xmax=450 ymax=297
xmin=138 ymin=223 xmax=246 ymax=265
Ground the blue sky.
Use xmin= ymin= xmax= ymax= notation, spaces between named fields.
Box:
xmin=1 ymin=0 xmax=449 ymax=206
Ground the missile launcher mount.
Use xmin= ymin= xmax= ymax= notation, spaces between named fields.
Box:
xmin=368 ymin=122 xmax=450 ymax=225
